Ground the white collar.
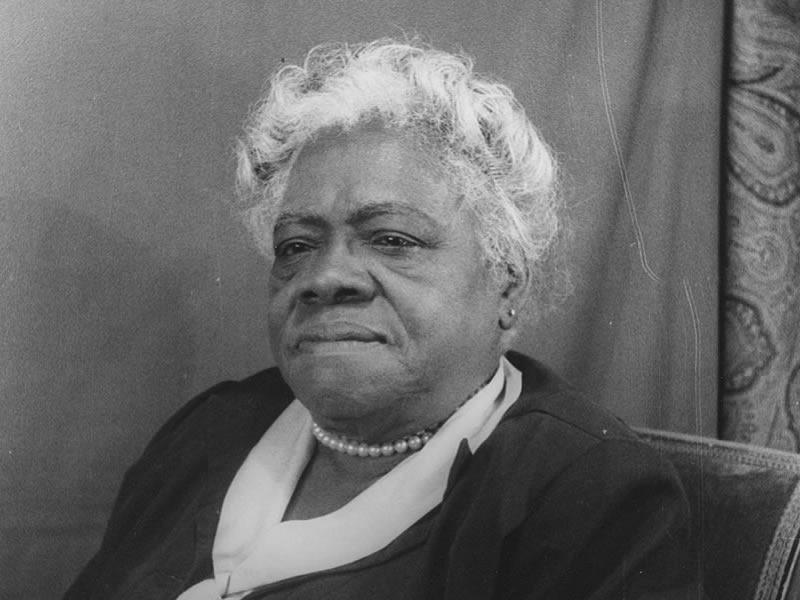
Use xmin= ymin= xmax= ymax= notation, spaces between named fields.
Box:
xmin=178 ymin=356 xmax=522 ymax=600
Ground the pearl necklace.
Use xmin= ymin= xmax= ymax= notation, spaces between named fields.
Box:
xmin=311 ymin=421 xmax=442 ymax=458
xmin=310 ymin=373 xmax=496 ymax=458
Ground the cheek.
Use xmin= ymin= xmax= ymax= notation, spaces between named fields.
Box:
xmin=266 ymin=289 xmax=291 ymax=348
xmin=267 ymin=270 xmax=287 ymax=297
xmin=393 ymin=290 xmax=478 ymax=346
xmin=441 ymin=274 xmax=501 ymax=337
xmin=390 ymin=258 xmax=496 ymax=332
xmin=266 ymin=316 xmax=284 ymax=360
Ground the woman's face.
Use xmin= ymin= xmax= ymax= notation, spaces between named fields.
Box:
xmin=267 ymin=127 xmax=513 ymax=439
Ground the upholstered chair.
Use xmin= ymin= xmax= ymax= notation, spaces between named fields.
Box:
xmin=636 ymin=428 xmax=800 ymax=600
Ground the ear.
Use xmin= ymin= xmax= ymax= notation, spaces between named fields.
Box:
xmin=497 ymin=265 xmax=531 ymax=331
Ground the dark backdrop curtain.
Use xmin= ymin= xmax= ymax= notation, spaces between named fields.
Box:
xmin=0 ymin=2 xmax=722 ymax=598
xmin=722 ymin=0 xmax=800 ymax=451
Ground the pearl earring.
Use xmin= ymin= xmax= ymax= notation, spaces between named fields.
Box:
xmin=500 ymin=308 xmax=516 ymax=330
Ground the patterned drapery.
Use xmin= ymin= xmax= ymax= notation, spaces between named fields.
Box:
xmin=723 ymin=0 xmax=800 ymax=450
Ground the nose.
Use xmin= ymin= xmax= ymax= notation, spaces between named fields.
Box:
xmin=297 ymin=241 xmax=375 ymax=306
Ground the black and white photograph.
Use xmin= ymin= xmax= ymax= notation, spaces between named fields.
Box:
xmin=2 ymin=1 xmax=799 ymax=598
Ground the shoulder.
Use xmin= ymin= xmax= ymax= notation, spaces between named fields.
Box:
xmin=505 ymin=351 xmax=634 ymax=438
xmin=160 ymin=366 xmax=293 ymax=429
xmin=499 ymin=351 xmax=650 ymax=465
xmin=475 ymin=352 xmax=686 ymax=519
xmin=470 ymin=354 xmax=695 ymax=596
xmin=115 ymin=365 xmax=294 ymax=517
xmin=140 ymin=366 xmax=293 ymax=459
xmin=110 ymin=365 xmax=295 ymax=541
xmin=64 ymin=366 xmax=295 ymax=599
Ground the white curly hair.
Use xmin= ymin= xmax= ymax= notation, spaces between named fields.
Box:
xmin=236 ymin=38 xmax=567 ymax=315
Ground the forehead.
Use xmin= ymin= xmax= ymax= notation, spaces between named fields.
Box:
xmin=278 ymin=127 xmax=457 ymax=223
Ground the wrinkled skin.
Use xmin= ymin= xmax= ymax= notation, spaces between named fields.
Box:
xmin=267 ymin=126 xmax=523 ymax=442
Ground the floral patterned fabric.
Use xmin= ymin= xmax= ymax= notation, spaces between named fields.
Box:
xmin=723 ymin=0 xmax=800 ymax=449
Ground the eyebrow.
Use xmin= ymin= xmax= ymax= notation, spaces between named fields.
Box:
xmin=273 ymin=202 xmax=442 ymax=231
xmin=273 ymin=210 xmax=328 ymax=231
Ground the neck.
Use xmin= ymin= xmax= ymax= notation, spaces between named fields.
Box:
xmin=305 ymin=357 xmax=502 ymax=446
xmin=320 ymin=443 xmax=408 ymax=482
xmin=283 ymin=441 xmax=407 ymax=520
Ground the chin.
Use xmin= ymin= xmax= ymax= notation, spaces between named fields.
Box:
xmin=281 ymin=349 xmax=393 ymax=403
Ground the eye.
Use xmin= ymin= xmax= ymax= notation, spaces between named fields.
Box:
xmin=274 ymin=239 xmax=315 ymax=258
xmin=370 ymin=233 xmax=422 ymax=254
xmin=374 ymin=235 xmax=416 ymax=247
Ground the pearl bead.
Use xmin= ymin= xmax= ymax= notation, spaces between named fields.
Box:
xmin=394 ymin=439 xmax=408 ymax=453
xmin=407 ymin=436 xmax=422 ymax=450
xmin=368 ymin=445 xmax=382 ymax=458
xmin=345 ymin=442 xmax=359 ymax=455
xmin=357 ymin=444 xmax=369 ymax=457
xmin=381 ymin=443 xmax=395 ymax=456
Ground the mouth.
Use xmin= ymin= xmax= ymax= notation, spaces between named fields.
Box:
xmin=294 ymin=323 xmax=388 ymax=353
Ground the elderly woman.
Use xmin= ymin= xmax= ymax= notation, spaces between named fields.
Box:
xmin=65 ymin=39 xmax=695 ymax=599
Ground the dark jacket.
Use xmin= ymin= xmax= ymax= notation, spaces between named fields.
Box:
xmin=64 ymin=352 xmax=697 ymax=599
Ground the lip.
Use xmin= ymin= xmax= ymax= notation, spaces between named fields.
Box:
xmin=294 ymin=322 xmax=388 ymax=351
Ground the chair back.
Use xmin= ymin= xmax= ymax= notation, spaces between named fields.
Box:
xmin=635 ymin=428 xmax=800 ymax=600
